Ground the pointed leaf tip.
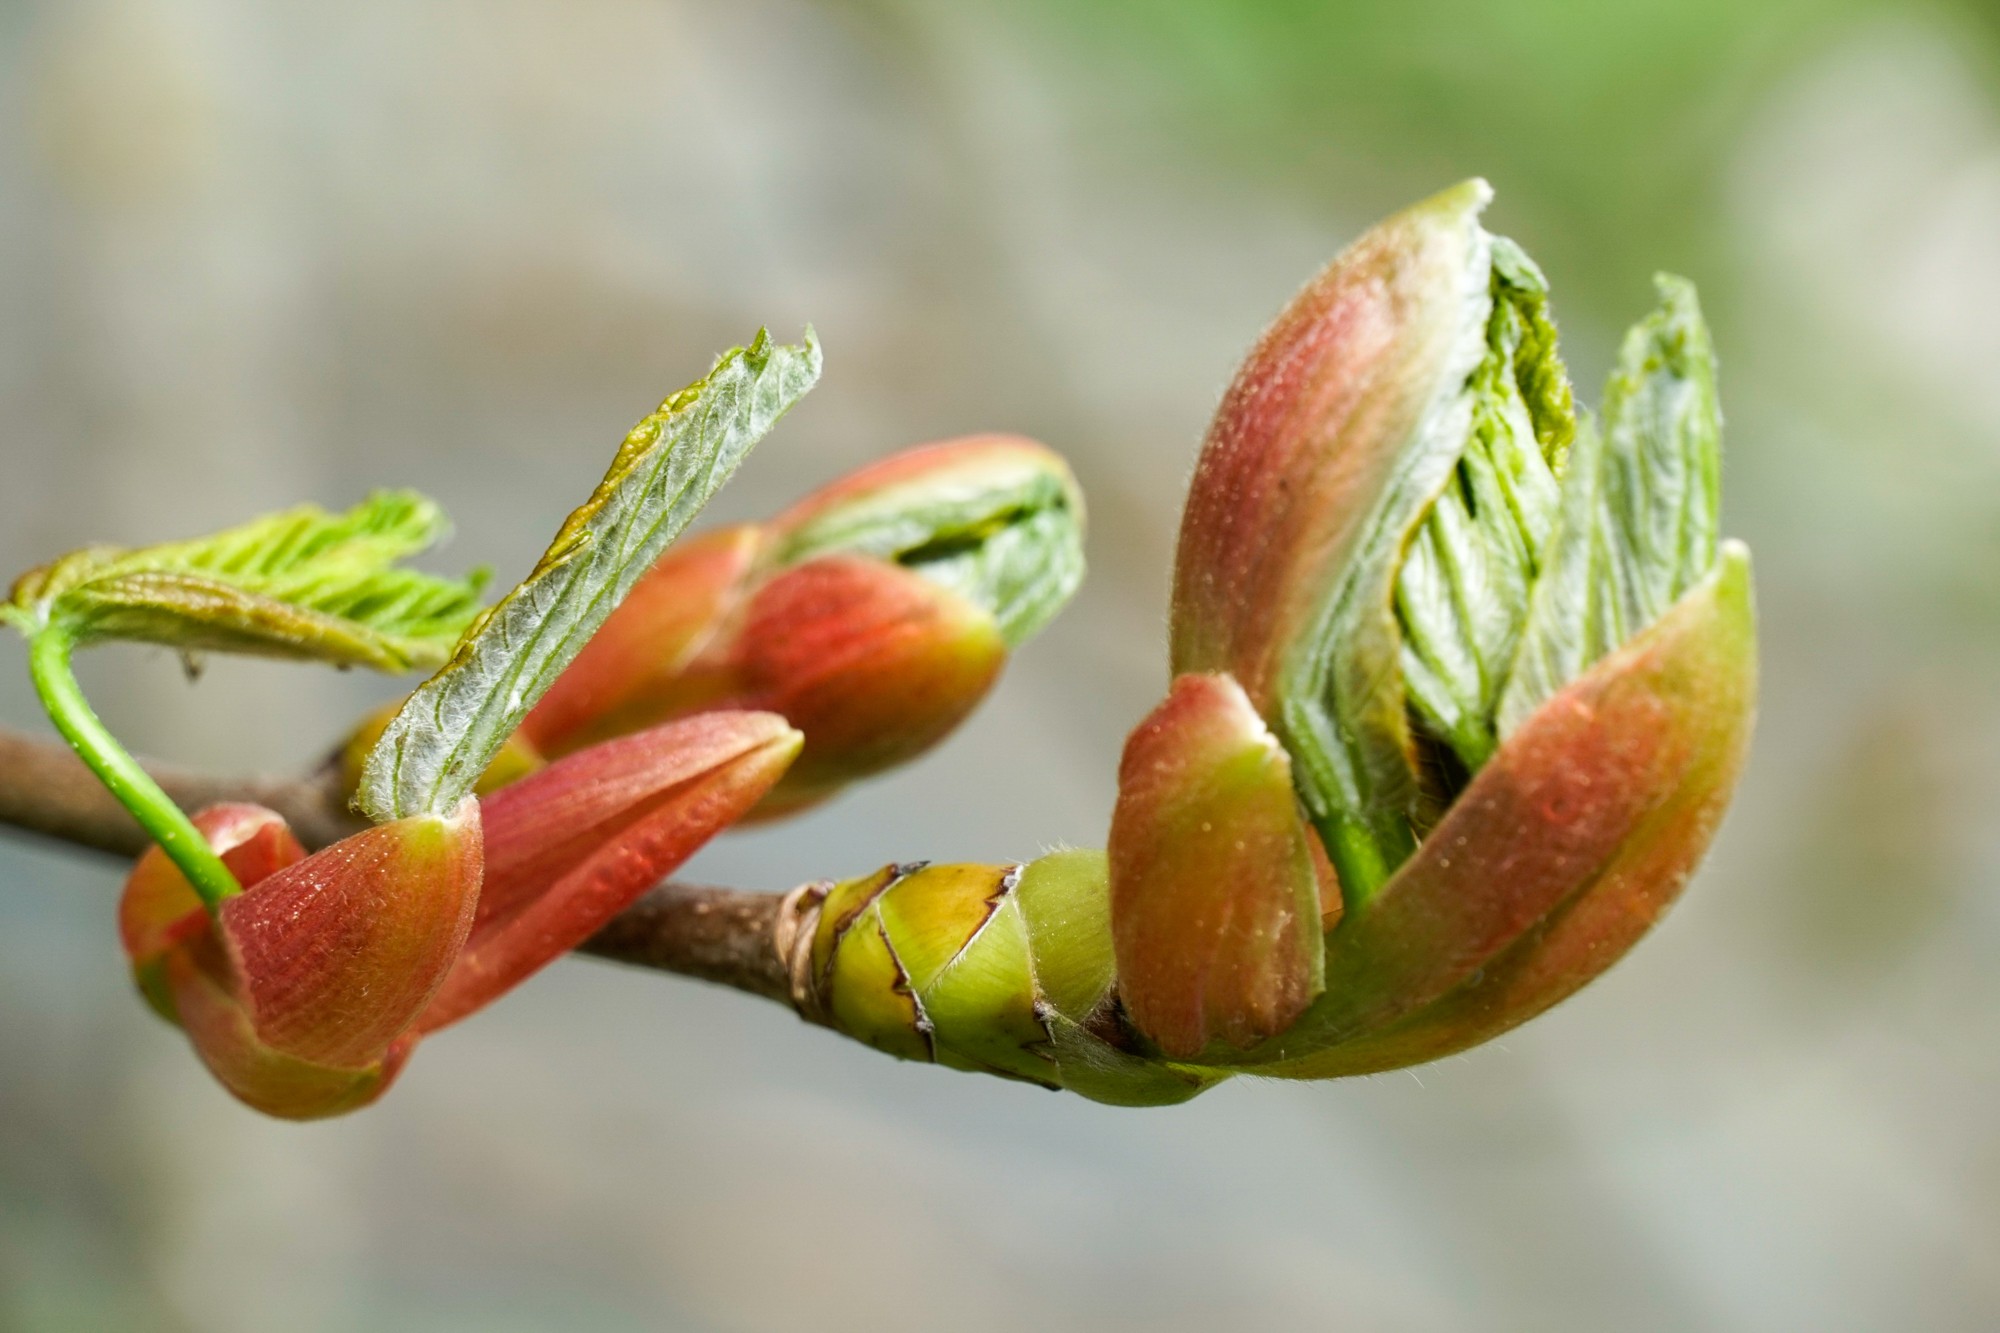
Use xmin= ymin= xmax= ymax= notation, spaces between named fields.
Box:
xmin=358 ymin=329 xmax=821 ymax=822
xmin=415 ymin=711 xmax=801 ymax=1032
xmin=1166 ymin=181 xmax=1507 ymax=899
xmin=9 ymin=490 xmax=487 ymax=670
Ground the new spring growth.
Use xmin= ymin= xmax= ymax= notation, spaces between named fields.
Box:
xmin=3 ymin=491 xmax=490 ymax=907
xmin=337 ymin=435 xmax=1085 ymax=819
xmin=785 ymin=181 xmax=1756 ymax=1102
xmin=14 ymin=331 xmax=818 ymax=1117
xmin=121 ymin=711 xmax=796 ymax=1118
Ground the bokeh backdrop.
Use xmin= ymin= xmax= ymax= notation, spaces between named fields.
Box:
xmin=4 ymin=2 xmax=2000 ymax=1329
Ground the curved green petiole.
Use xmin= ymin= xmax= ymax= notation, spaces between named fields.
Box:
xmin=5 ymin=488 xmax=494 ymax=908
xmin=20 ymin=621 xmax=241 ymax=908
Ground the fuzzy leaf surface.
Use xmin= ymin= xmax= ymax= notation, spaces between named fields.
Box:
xmin=773 ymin=436 xmax=1086 ymax=647
xmin=1393 ymin=238 xmax=1573 ymax=774
xmin=6 ymin=491 xmax=486 ymax=670
xmin=1497 ymin=277 xmax=1720 ymax=734
xmin=358 ymin=329 xmax=821 ymax=821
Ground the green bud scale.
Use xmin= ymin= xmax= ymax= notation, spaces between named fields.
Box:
xmin=782 ymin=181 xmax=1757 ymax=1103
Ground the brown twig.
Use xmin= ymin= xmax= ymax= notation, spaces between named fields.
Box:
xmin=0 ymin=727 xmax=367 ymax=856
xmin=0 ymin=725 xmax=793 ymax=1006
xmin=577 ymin=882 xmax=791 ymax=1004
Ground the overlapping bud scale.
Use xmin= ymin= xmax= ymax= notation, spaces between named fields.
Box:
xmin=341 ymin=435 xmax=1083 ymax=818
xmin=124 ymin=712 xmax=799 ymax=1118
xmin=1107 ymin=672 xmax=1328 ymax=1059
xmin=784 ymin=852 xmax=1225 ymax=1107
xmin=121 ymin=802 xmax=482 ymax=1118
xmin=793 ymin=180 xmax=1756 ymax=1103
xmin=416 ymin=712 xmax=801 ymax=1033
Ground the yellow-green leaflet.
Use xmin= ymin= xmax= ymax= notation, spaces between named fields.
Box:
xmin=358 ymin=329 xmax=822 ymax=822
xmin=1495 ymin=276 xmax=1721 ymax=734
xmin=4 ymin=490 xmax=486 ymax=672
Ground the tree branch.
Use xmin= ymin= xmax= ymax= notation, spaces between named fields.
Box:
xmin=0 ymin=726 xmax=368 ymax=857
xmin=0 ymin=724 xmax=793 ymax=1006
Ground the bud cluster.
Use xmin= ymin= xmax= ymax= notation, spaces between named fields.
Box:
xmin=794 ymin=181 xmax=1756 ymax=1102
xmin=123 ymin=716 xmax=798 ymax=1116
xmin=340 ymin=435 xmax=1084 ymax=819
xmin=11 ymin=185 xmax=1757 ymax=1118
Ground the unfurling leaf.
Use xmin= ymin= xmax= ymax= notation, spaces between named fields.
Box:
xmin=1498 ymin=275 xmax=1721 ymax=733
xmin=358 ymin=329 xmax=822 ymax=822
xmin=498 ymin=434 xmax=1080 ymax=817
xmin=5 ymin=491 xmax=487 ymax=671
xmin=771 ymin=434 xmax=1086 ymax=647
xmin=1393 ymin=238 xmax=1572 ymax=774
xmin=1263 ymin=544 xmax=1754 ymax=1079
xmin=794 ymin=182 xmax=1755 ymax=1105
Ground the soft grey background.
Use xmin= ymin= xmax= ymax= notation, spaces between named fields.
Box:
xmin=3 ymin=2 xmax=2000 ymax=1329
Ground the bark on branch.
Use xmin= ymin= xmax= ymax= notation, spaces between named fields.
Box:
xmin=0 ymin=725 xmax=793 ymax=1005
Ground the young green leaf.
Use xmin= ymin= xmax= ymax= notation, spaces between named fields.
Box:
xmin=1250 ymin=181 xmax=1499 ymax=903
xmin=1394 ymin=238 xmax=1574 ymax=775
xmin=1495 ymin=276 xmax=1721 ymax=735
xmin=775 ymin=449 xmax=1086 ymax=648
xmin=4 ymin=491 xmax=487 ymax=672
xmin=358 ymin=328 xmax=823 ymax=823
xmin=897 ymin=493 xmax=1084 ymax=649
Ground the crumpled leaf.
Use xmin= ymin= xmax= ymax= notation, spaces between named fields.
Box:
xmin=1170 ymin=178 xmax=1499 ymax=901
xmin=358 ymin=328 xmax=822 ymax=822
xmin=1497 ymin=275 xmax=1720 ymax=734
xmin=771 ymin=434 xmax=1086 ymax=647
xmin=5 ymin=491 xmax=486 ymax=671
xmin=1255 ymin=542 xmax=1754 ymax=1076
xmin=1394 ymin=238 xmax=1573 ymax=774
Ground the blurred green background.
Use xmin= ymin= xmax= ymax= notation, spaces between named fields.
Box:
xmin=4 ymin=1 xmax=2000 ymax=1328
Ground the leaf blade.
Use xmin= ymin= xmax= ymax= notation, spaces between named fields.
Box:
xmin=1393 ymin=238 xmax=1572 ymax=774
xmin=1496 ymin=276 xmax=1720 ymax=735
xmin=5 ymin=491 xmax=488 ymax=671
xmin=357 ymin=328 xmax=822 ymax=822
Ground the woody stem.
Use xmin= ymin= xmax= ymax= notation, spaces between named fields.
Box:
xmin=0 ymin=724 xmax=792 ymax=1003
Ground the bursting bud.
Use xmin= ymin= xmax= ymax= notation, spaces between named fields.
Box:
xmin=120 ymin=802 xmax=483 ymax=1118
xmin=110 ymin=328 xmax=821 ymax=1118
xmin=122 ymin=710 xmax=798 ymax=1118
xmin=1117 ymin=177 xmax=1754 ymax=1068
xmin=342 ymin=436 xmax=1085 ymax=817
xmin=791 ymin=181 xmax=1755 ymax=1100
